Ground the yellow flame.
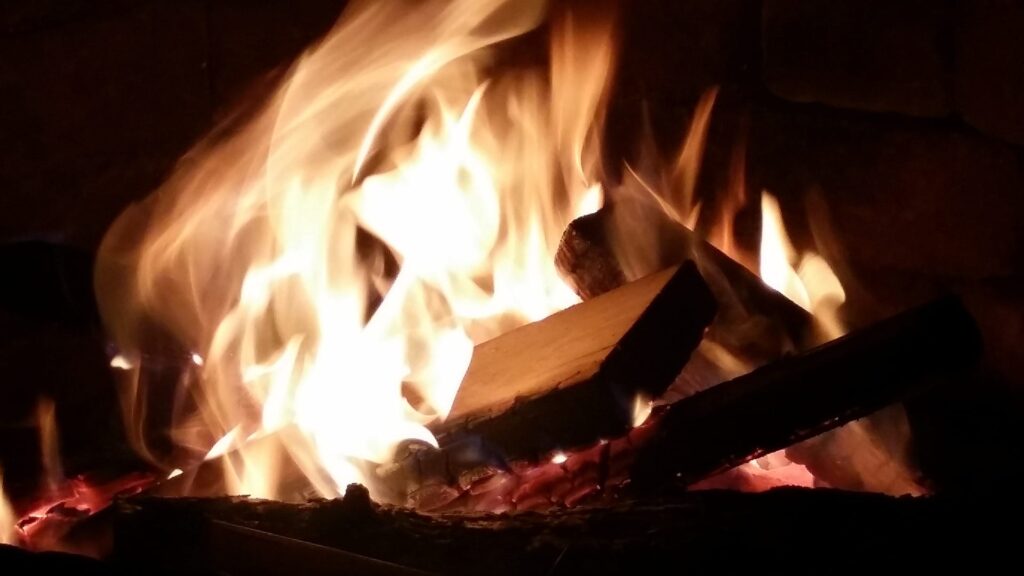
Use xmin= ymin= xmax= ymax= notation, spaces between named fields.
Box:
xmin=632 ymin=393 xmax=653 ymax=427
xmin=109 ymin=354 xmax=135 ymax=370
xmin=37 ymin=399 xmax=63 ymax=494
xmin=96 ymin=0 xmax=615 ymax=501
xmin=759 ymin=192 xmax=846 ymax=340
xmin=0 ymin=471 xmax=16 ymax=545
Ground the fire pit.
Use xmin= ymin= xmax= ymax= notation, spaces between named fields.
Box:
xmin=2 ymin=0 xmax=1023 ymax=574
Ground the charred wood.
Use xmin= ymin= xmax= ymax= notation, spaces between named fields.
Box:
xmin=557 ymin=205 xmax=812 ymax=362
xmin=113 ymin=484 xmax=1016 ymax=575
xmin=631 ymin=295 xmax=982 ymax=490
xmin=158 ymin=263 xmax=714 ymax=504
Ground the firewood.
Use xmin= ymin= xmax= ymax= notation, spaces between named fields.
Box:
xmin=630 ymin=295 xmax=982 ymax=490
xmin=443 ymin=260 xmax=714 ymax=424
xmin=113 ymin=484 xmax=1013 ymax=575
xmin=557 ymin=206 xmax=812 ymax=364
xmin=207 ymin=520 xmax=434 ymax=576
xmin=430 ymin=260 xmax=715 ymax=461
xmin=158 ymin=263 xmax=714 ymax=503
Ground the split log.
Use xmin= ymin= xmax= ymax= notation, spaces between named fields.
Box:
xmin=430 ymin=260 xmax=715 ymax=461
xmin=631 ymin=295 xmax=982 ymax=490
xmin=558 ymin=205 xmax=812 ymax=363
xmin=158 ymin=263 xmax=715 ymax=503
xmin=113 ymin=484 xmax=1016 ymax=575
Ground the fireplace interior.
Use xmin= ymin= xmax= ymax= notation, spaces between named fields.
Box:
xmin=2 ymin=0 xmax=1024 ymax=574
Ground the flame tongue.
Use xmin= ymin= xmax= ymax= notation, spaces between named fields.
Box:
xmin=759 ymin=192 xmax=846 ymax=340
xmin=97 ymin=0 xmax=616 ymax=501
xmin=0 ymin=472 xmax=17 ymax=545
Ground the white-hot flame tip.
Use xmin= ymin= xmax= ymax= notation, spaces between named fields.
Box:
xmin=759 ymin=191 xmax=846 ymax=341
xmin=109 ymin=354 xmax=134 ymax=370
xmin=632 ymin=394 xmax=653 ymax=428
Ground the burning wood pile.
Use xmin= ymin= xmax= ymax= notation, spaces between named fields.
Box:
xmin=0 ymin=0 xmax=1017 ymax=573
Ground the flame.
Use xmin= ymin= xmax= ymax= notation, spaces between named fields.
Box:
xmin=36 ymin=399 xmax=63 ymax=494
xmin=96 ymin=0 xmax=615 ymax=501
xmin=759 ymin=192 xmax=846 ymax=340
xmin=632 ymin=394 xmax=654 ymax=427
xmin=755 ymin=193 xmax=926 ymax=494
xmin=0 ymin=472 xmax=17 ymax=546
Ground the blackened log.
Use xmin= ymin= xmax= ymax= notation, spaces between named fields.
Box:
xmin=557 ymin=206 xmax=812 ymax=361
xmin=554 ymin=210 xmax=626 ymax=300
xmin=160 ymin=264 xmax=714 ymax=504
xmin=431 ymin=261 xmax=715 ymax=462
xmin=207 ymin=520 xmax=433 ymax=576
xmin=0 ymin=545 xmax=120 ymax=575
xmin=631 ymin=296 xmax=982 ymax=490
xmin=113 ymin=485 xmax=1017 ymax=575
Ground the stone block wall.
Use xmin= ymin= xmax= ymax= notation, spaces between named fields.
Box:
xmin=760 ymin=0 xmax=1024 ymax=146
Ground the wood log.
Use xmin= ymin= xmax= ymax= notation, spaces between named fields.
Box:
xmin=0 ymin=544 xmax=119 ymax=575
xmin=207 ymin=520 xmax=433 ymax=576
xmin=557 ymin=205 xmax=813 ymax=362
xmin=429 ymin=260 xmax=715 ymax=461
xmin=157 ymin=263 xmax=714 ymax=503
xmin=630 ymin=295 xmax=982 ymax=490
xmin=112 ymin=485 xmax=1018 ymax=575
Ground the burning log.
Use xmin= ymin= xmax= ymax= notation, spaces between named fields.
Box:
xmin=631 ymin=295 xmax=982 ymax=490
xmin=429 ymin=260 xmax=715 ymax=460
xmin=112 ymin=484 xmax=1012 ymax=575
xmin=557 ymin=205 xmax=813 ymax=360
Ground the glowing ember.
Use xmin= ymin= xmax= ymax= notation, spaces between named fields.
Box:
xmin=14 ymin=473 xmax=153 ymax=553
xmin=0 ymin=399 xmax=156 ymax=553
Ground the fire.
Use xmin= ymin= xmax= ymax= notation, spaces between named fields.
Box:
xmin=96 ymin=0 xmax=614 ymax=501
xmin=759 ymin=192 xmax=846 ymax=341
xmin=84 ymin=0 xmax=896 ymax=506
xmin=1 ymin=472 xmax=17 ymax=546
